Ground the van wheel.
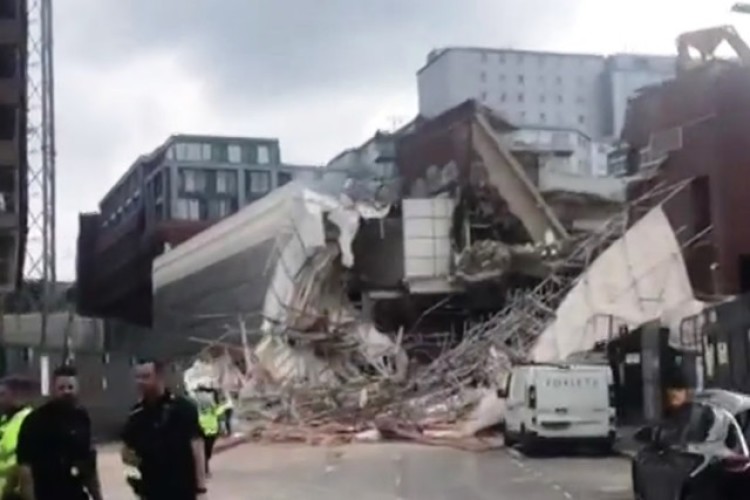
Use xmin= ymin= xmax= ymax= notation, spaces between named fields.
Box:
xmin=503 ymin=429 xmax=517 ymax=447
xmin=520 ymin=426 xmax=536 ymax=455
xmin=598 ymin=437 xmax=615 ymax=456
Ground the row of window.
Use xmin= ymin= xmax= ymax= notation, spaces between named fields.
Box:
xmin=491 ymin=92 xmax=586 ymax=106
xmin=480 ymin=72 xmax=590 ymax=86
xmin=102 ymin=191 xmax=142 ymax=228
xmin=479 ymin=51 xmax=601 ymax=67
xmin=102 ymin=167 xmax=297 ymax=229
xmin=488 ymin=104 xmax=587 ymax=126
xmin=178 ymin=168 xmax=287 ymax=196
xmin=174 ymin=197 xmax=237 ymax=221
xmin=166 ymin=141 xmax=272 ymax=165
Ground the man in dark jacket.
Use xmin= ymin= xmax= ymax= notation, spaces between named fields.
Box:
xmin=16 ymin=365 xmax=102 ymax=500
xmin=121 ymin=358 xmax=208 ymax=500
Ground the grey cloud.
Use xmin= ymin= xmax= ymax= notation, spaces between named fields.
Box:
xmin=58 ymin=0 xmax=586 ymax=101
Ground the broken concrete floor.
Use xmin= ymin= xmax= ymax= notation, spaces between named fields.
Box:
xmin=99 ymin=443 xmax=633 ymax=499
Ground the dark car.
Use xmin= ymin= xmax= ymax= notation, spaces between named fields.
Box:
xmin=631 ymin=389 xmax=750 ymax=500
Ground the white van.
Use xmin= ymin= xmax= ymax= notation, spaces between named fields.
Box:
xmin=502 ymin=363 xmax=616 ymax=451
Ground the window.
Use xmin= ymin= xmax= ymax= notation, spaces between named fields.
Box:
xmin=517 ymin=75 xmax=524 ymax=84
xmin=576 ymin=96 xmax=585 ymax=104
xmin=518 ymin=93 xmax=524 ymax=103
xmin=498 ymin=53 xmax=505 ymax=63
xmin=175 ymin=198 xmax=202 ymax=220
xmin=215 ymin=170 xmax=238 ymax=194
xmin=211 ymin=143 xmax=228 ymax=162
xmin=174 ymin=142 xmax=211 ymax=162
xmin=155 ymin=200 xmax=165 ymax=221
xmin=228 ymin=144 xmax=242 ymax=163
xmin=557 ymin=95 xmax=563 ymax=103
xmin=278 ymin=171 xmax=293 ymax=187
xmin=736 ymin=410 xmax=750 ymax=445
xmin=540 ymin=113 xmax=546 ymax=122
xmin=247 ymin=170 xmax=271 ymax=195
xmin=480 ymin=52 xmax=487 ymax=63
xmin=257 ymin=145 xmax=271 ymax=164
xmin=480 ymin=72 xmax=487 ymax=83
xmin=500 ymin=93 xmax=506 ymax=102
xmin=208 ymin=199 xmax=233 ymax=219
xmin=180 ymin=169 xmax=208 ymax=193
xmin=726 ymin=420 xmax=745 ymax=454
xmin=578 ymin=115 xmax=586 ymax=125
xmin=152 ymin=172 xmax=164 ymax=198
xmin=516 ymin=54 xmax=523 ymax=63
xmin=480 ymin=91 xmax=487 ymax=102
xmin=499 ymin=74 xmax=506 ymax=82
xmin=556 ymin=76 xmax=562 ymax=84
xmin=539 ymin=95 xmax=546 ymax=103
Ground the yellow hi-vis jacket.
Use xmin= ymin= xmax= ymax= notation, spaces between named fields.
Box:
xmin=0 ymin=407 xmax=32 ymax=493
xmin=198 ymin=404 xmax=220 ymax=437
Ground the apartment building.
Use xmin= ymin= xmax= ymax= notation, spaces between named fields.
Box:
xmin=417 ymin=48 xmax=675 ymax=176
xmin=76 ymin=134 xmax=314 ymax=325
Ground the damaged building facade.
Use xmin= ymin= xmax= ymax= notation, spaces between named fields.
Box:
xmin=80 ymin=26 xmax=750 ymax=441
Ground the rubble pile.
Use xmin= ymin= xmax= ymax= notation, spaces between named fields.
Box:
xmin=176 ymin=89 xmax=713 ymax=450
xmin=182 ymin=180 xmax=694 ymax=452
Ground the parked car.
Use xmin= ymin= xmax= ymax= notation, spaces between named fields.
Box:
xmin=502 ymin=363 xmax=615 ymax=452
xmin=631 ymin=389 xmax=750 ymax=500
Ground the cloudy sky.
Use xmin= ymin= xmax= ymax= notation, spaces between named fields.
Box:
xmin=52 ymin=0 xmax=739 ymax=279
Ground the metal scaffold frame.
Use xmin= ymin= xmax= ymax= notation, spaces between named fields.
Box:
xmin=24 ymin=0 xmax=56 ymax=347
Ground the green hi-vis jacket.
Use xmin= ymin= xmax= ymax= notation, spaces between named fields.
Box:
xmin=0 ymin=407 xmax=32 ymax=493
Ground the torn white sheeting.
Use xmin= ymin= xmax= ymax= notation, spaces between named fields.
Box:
xmin=532 ymin=206 xmax=706 ymax=362
xmin=183 ymin=355 xmax=245 ymax=394
xmin=261 ymin=189 xmax=389 ymax=332
xmin=184 ymin=359 xmax=220 ymax=391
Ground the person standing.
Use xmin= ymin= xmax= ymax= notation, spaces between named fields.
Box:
xmin=121 ymin=358 xmax=208 ymax=500
xmin=194 ymin=388 xmax=219 ymax=477
xmin=217 ymin=392 xmax=234 ymax=437
xmin=15 ymin=365 xmax=102 ymax=500
xmin=0 ymin=376 xmax=34 ymax=500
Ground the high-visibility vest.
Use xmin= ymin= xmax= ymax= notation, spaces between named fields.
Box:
xmin=0 ymin=407 xmax=32 ymax=492
xmin=198 ymin=405 xmax=219 ymax=436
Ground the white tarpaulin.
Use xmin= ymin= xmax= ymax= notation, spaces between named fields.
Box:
xmin=532 ymin=206 xmax=707 ymax=362
xmin=261 ymin=189 xmax=389 ymax=333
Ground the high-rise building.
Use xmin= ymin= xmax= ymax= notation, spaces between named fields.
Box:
xmin=76 ymin=134 xmax=316 ymax=325
xmin=417 ymin=48 xmax=675 ymax=176
xmin=0 ymin=0 xmax=27 ymax=291
xmin=419 ymin=48 xmax=608 ymax=138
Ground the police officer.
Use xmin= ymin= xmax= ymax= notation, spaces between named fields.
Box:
xmin=16 ymin=365 xmax=103 ymax=500
xmin=121 ymin=358 xmax=208 ymax=500
xmin=0 ymin=376 xmax=34 ymax=500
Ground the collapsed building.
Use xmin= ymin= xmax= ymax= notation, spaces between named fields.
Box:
xmin=149 ymin=25 xmax=750 ymax=444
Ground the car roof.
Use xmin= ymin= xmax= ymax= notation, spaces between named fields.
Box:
xmin=695 ymin=389 xmax=750 ymax=414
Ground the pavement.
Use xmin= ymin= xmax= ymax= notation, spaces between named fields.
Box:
xmin=615 ymin=426 xmax=641 ymax=458
xmin=97 ymin=441 xmax=634 ymax=499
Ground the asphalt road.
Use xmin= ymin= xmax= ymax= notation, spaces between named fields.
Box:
xmin=98 ymin=443 xmax=633 ymax=499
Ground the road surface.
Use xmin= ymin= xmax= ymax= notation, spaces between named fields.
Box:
xmin=98 ymin=443 xmax=633 ymax=499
